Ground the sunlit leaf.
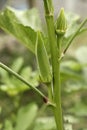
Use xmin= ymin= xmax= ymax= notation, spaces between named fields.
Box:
xmin=0 ymin=7 xmax=37 ymax=53
xmin=9 ymin=7 xmax=42 ymax=31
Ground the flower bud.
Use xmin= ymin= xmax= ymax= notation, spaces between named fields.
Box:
xmin=56 ymin=8 xmax=67 ymax=36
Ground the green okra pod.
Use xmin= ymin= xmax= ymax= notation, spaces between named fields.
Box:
xmin=36 ymin=32 xmax=52 ymax=83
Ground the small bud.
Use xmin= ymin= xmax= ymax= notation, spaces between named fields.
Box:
xmin=56 ymin=8 xmax=67 ymax=36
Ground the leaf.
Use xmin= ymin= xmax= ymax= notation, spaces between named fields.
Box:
xmin=20 ymin=67 xmax=32 ymax=80
xmin=65 ymin=12 xmax=80 ymax=37
xmin=75 ymin=46 xmax=87 ymax=81
xmin=69 ymin=103 xmax=87 ymax=116
xmin=34 ymin=117 xmax=56 ymax=130
xmin=75 ymin=46 xmax=87 ymax=64
xmin=0 ymin=7 xmax=50 ymax=54
xmin=9 ymin=7 xmax=42 ymax=31
xmin=60 ymin=60 xmax=87 ymax=92
xmin=15 ymin=103 xmax=38 ymax=130
xmin=60 ymin=60 xmax=84 ymax=81
xmin=0 ymin=7 xmax=37 ymax=53
xmin=0 ymin=67 xmax=9 ymax=82
xmin=4 ymin=120 xmax=13 ymax=130
xmin=11 ymin=57 xmax=24 ymax=73
xmin=61 ymin=60 xmax=83 ymax=72
xmin=20 ymin=67 xmax=39 ymax=86
xmin=66 ymin=12 xmax=80 ymax=25
xmin=65 ymin=23 xmax=79 ymax=38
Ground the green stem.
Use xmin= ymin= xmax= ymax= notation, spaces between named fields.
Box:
xmin=64 ymin=18 xmax=87 ymax=54
xmin=0 ymin=62 xmax=46 ymax=99
xmin=43 ymin=0 xmax=64 ymax=130
xmin=56 ymin=37 xmax=64 ymax=130
xmin=43 ymin=0 xmax=53 ymax=14
xmin=77 ymin=27 xmax=87 ymax=35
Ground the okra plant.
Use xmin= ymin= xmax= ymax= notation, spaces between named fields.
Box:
xmin=0 ymin=0 xmax=87 ymax=130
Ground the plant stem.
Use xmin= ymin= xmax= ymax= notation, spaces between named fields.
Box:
xmin=56 ymin=37 xmax=64 ymax=130
xmin=0 ymin=62 xmax=46 ymax=99
xmin=43 ymin=0 xmax=64 ymax=130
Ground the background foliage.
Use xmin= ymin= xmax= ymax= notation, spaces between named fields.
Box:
xmin=0 ymin=6 xmax=87 ymax=130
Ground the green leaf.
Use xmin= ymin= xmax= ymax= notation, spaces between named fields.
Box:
xmin=65 ymin=12 xmax=80 ymax=37
xmin=0 ymin=67 xmax=9 ymax=81
xmin=8 ymin=7 xmax=42 ymax=31
xmin=69 ymin=103 xmax=87 ymax=116
xmin=4 ymin=120 xmax=13 ymax=130
xmin=15 ymin=103 xmax=38 ymax=130
xmin=60 ymin=60 xmax=84 ymax=81
xmin=34 ymin=117 xmax=56 ymax=130
xmin=75 ymin=46 xmax=87 ymax=64
xmin=61 ymin=60 xmax=83 ymax=73
xmin=0 ymin=7 xmax=37 ymax=53
xmin=21 ymin=67 xmax=39 ymax=86
xmin=11 ymin=57 xmax=24 ymax=73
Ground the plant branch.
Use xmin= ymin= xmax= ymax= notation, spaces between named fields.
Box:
xmin=78 ymin=27 xmax=87 ymax=35
xmin=0 ymin=62 xmax=46 ymax=99
xmin=63 ymin=18 xmax=87 ymax=54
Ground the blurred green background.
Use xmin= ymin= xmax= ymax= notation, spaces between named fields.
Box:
xmin=0 ymin=0 xmax=87 ymax=130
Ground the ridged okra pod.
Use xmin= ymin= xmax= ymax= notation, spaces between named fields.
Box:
xmin=36 ymin=32 xmax=52 ymax=83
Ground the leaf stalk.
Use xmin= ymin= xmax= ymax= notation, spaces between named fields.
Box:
xmin=0 ymin=62 xmax=45 ymax=99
